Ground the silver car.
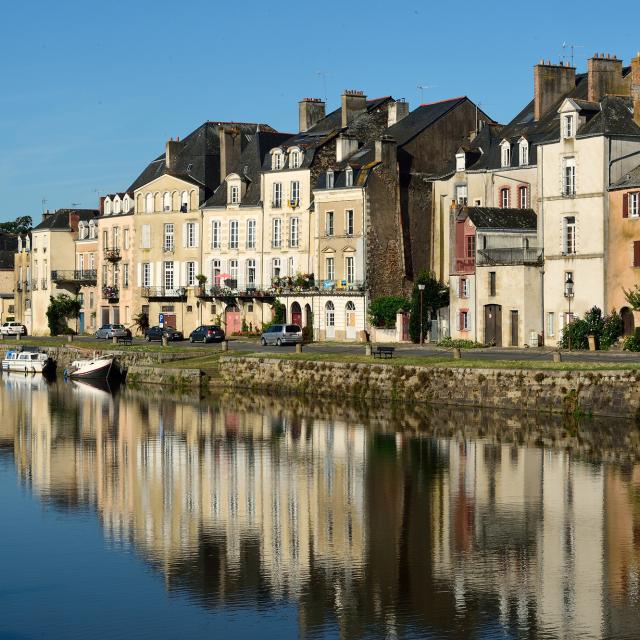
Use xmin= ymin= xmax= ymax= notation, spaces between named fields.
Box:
xmin=95 ymin=323 xmax=127 ymax=339
xmin=260 ymin=324 xmax=303 ymax=346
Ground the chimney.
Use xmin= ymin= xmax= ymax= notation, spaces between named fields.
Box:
xmin=341 ymin=90 xmax=367 ymax=128
xmin=219 ymin=126 xmax=242 ymax=182
xmin=336 ymin=134 xmax=359 ymax=162
xmin=388 ymin=99 xmax=409 ymax=127
xmin=165 ymin=137 xmax=181 ymax=170
xmin=99 ymin=195 xmax=106 ymax=215
xmin=631 ymin=52 xmax=640 ymax=126
xmin=299 ymin=97 xmax=325 ymax=132
xmin=374 ymin=135 xmax=397 ymax=171
xmin=588 ymin=53 xmax=625 ymax=102
xmin=41 ymin=209 xmax=52 ymax=222
xmin=533 ymin=60 xmax=576 ymax=121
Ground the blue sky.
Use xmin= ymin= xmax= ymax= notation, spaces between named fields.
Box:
xmin=0 ymin=0 xmax=636 ymax=221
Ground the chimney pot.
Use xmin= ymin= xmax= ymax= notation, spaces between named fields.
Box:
xmin=341 ymin=90 xmax=368 ymax=128
xmin=299 ymin=97 xmax=326 ymax=132
xmin=533 ymin=59 xmax=576 ymax=120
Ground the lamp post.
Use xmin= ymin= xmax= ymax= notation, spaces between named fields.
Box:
xmin=418 ymin=283 xmax=426 ymax=345
xmin=564 ymin=274 xmax=574 ymax=351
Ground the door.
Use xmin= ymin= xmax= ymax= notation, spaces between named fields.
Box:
xmin=164 ymin=314 xmax=177 ymax=329
xmin=225 ymin=305 xmax=241 ymax=335
xmin=621 ymin=307 xmax=635 ymax=336
xmin=101 ymin=307 xmax=110 ymax=326
xmin=510 ymin=310 xmax=518 ymax=346
xmin=112 ymin=307 xmax=120 ymax=324
xmin=484 ymin=304 xmax=502 ymax=346
xmin=325 ymin=301 xmax=335 ymax=339
xmin=345 ymin=301 xmax=356 ymax=340
xmin=291 ymin=302 xmax=302 ymax=327
xmin=78 ymin=312 xmax=85 ymax=335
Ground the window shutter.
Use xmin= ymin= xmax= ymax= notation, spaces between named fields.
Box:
xmin=456 ymin=312 xmax=460 ymax=331
xmin=194 ymin=223 xmax=200 ymax=248
xmin=623 ymin=193 xmax=629 ymax=218
xmin=183 ymin=223 xmax=188 ymax=248
xmin=634 ymin=241 xmax=640 ymax=268
xmin=458 ymin=279 xmax=464 ymax=298
xmin=137 ymin=263 xmax=142 ymax=287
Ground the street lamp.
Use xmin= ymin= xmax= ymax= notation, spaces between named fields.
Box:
xmin=564 ymin=274 xmax=574 ymax=351
xmin=418 ymin=283 xmax=426 ymax=345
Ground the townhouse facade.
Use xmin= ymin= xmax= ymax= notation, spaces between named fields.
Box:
xmin=0 ymin=232 xmax=17 ymax=324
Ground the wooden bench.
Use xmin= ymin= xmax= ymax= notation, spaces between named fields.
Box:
xmin=373 ymin=346 xmax=395 ymax=359
xmin=116 ymin=336 xmax=133 ymax=346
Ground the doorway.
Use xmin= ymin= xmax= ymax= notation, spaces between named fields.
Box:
xmin=484 ymin=304 xmax=502 ymax=346
xmin=325 ymin=301 xmax=335 ymax=339
xmin=78 ymin=312 xmax=85 ymax=335
xmin=225 ymin=305 xmax=241 ymax=335
xmin=510 ymin=310 xmax=519 ymax=346
xmin=304 ymin=303 xmax=312 ymax=329
xmin=291 ymin=302 xmax=302 ymax=327
xmin=345 ymin=301 xmax=356 ymax=340
xmin=621 ymin=307 xmax=635 ymax=336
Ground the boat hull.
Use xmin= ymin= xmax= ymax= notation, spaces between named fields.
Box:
xmin=68 ymin=358 xmax=119 ymax=382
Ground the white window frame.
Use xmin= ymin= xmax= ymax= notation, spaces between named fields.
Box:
xmin=326 ymin=170 xmax=334 ymax=189
xmin=500 ymin=142 xmax=511 ymax=168
xmin=272 ymin=258 xmax=281 ymax=278
xmin=163 ymin=223 xmax=175 ymax=251
xmin=246 ymin=219 xmax=256 ymax=248
xmin=563 ymin=216 xmax=577 ymax=254
xmin=145 ymin=193 xmax=154 ymax=213
xmin=229 ymin=185 xmax=240 ymax=204
xmin=163 ymin=192 xmax=171 ymax=212
xmin=519 ymin=186 xmax=528 ymax=209
xmin=345 ymin=256 xmax=355 ymax=283
xmin=547 ymin=312 xmax=555 ymax=337
xmin=345 ymin=209 xmax=354 ymax=236
xmin=186 ymin=262 xmax=196 ymax=286
xmin=247 ymin=259 xmax=256 ymax=285
xmin=630 ymin=192 xmax=639 ymax=218
xmin=229 ymin=259 xmax=238 ymax=283
xmin=211 ymin=220 xmax=221 ymax=249
xmin=345 ymin=167 xmax=353 ymax=187
xmin=461 ymin=311 xmax=470 ymax=331
xmin=326 ymin=256 xmax=335 ymax=281
xmin=500 ymin=188 xmax=510 ymax=208
xmin=289 ymin=150 xmax=300 ymax=169
xmin=563 ymin=157 xmax=576 ymax=196
xmin=272 ymin=218 xmax=282 ymax=248
xmin=272 ymin=151 xmax=283 ymax=170
xmin=519 ymin=141 xmax=529 ymax=166
xmin=564 ymin=114 xmax=574 ymax=139
xmin=273 ymin=182 xmax=282 ymax=208
xmin=290 ymin=217 xmax=299 ymax=247
xmin=163 ymin=261 xmax=174 ymax=290
xmin=456 ymin=185 xmax=468 ymax=205
xmin=455 ymin=153 xmax=466 ymax=172
xmin=326 ymin=211 xmax=334 ymax=236
xmin=290 ymin=181 xmax=300 ymax=206
xmin=181 ymin=191 xmax=189 ymax=212
xmin=229 ymin=220 xmax=239 ymax=249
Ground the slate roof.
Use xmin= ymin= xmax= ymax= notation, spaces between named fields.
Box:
xmin=203 ymin=131 xmax=294 ymax=208
xmin=610 ymin=162 xmax=640 ymax=190
xmin=33 ymin=209 xmax=99 ymax=232
xmin=575 ymin=95 xmax=640 ymax=138
xmin=128 ymin=121 xmax=276 ymax=197
xmin=462 ymin=207 xmax=537 ymax=231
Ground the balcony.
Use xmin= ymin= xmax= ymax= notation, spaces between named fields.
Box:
xmin=102 ymin=285 xmax=119 ymax=301
xmin=142 ymin=287 xmax=187 ymax=300
xmin=31 ymin=279 xmax=38 ymax=291
xmin=51 ymin=270 xmax=98 ymax=285
xmin=454 ymin=258 xmax=475 ymax=274
xmin=477 ymin=248 xmax=542 ymax=267
xmin=105 ymin=248 xmax=121 ymax=262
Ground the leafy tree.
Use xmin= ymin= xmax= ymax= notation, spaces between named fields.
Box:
xmin=409 ymin=271 xmax=450 ymax=343
xmin=132 ymin=312 xmax=149 ymax=335
xmin=560 ymin=306 xmax=623 ymax=350
xmin=46 ymin=294 xmax=81 ymax=336
xmin=273 ymin=300 xmax=286 ymax=324
xmin=624 ymin=285 xmax=640 ymax=311
xmin=0 ymin=215 xmax=32 ymax=234
xmin=368 ymin=296 xmax=410 ymax=328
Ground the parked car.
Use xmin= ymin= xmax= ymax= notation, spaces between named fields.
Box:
xmin=144 ymin=325 xmax=184 ymax=342
xmin=260 ymin=324 xmax=303 ymax=346
xmin=95 ymin=324 xmax=127 ymax=339
xmin=189 ymin=325 xmax=225 ymax=343
xmin=0 ymin=321 xmax=27 ymax=336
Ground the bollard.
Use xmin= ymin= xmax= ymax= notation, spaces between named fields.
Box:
xmin=588 ymin=334 xmax=597 ymax=351
xmin=365 ymin=343 xmax=372 ymax=357
xmin=16 ymin=333 xmax=21 ymax=341
xmin=162 ymin=335 xmax=168 ymax=347
xmin=0 ymin=333 xmax=3 ymax=340
xmin=453 ymin=347 xmax=462 ymax=359
xmin=221 ymin=340 xmax=229 ymax=352
xmin=553 ymin=351 xmax=562 ymax=363
xmin=67 ymin=334 xmax=74 ymax=343
xmin=296 ymin=343 xmax=303 ymax=353
xmin=112 ymin=336 xmax=118 ymax=345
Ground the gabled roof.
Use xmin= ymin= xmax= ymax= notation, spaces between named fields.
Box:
xmin=33 ymin=209 xmax=99 ymax=232
xmin=610 ymin=162 xmax=640 ymax=190
xmin=576 ymin=95 xmax=640 ymax=138
xmin=460 ymin=206 xmax=537 ymax=231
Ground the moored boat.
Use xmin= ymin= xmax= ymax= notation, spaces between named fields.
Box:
xmin=1 ymin=348 xmax=56 ymax=375
xmin=65 ymin=356 xmax=120 ymax=382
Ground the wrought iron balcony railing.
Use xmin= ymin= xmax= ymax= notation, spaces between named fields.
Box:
xmin=141 ymin=287 xmax=187 ymax=299
xmin=105 ymin=248 xmax=121 ymax=261
xmin=51 ymin=270 xmax=98 ymax=284
xmin=477 ymin=248 xmax=543 ymax=266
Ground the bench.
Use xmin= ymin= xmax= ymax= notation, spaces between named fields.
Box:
xmin=373 ymin=346 xmax=395 ymax=359
xmin=116 ymin=336 xmax=133 ymax=346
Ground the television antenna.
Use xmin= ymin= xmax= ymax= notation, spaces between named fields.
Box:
xmin=562 ymin=42 xmax=583 ymax=67
xmin=417 ymin=85 xmax=437 ymax=104
xmin=316 ymin=70 xmax=329 ymax=104
xmin=41 ymin=198 xmax=47 ymax=214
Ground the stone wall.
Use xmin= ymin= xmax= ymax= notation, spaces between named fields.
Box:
xmin=217 ymin=356 xmax=640 ymax=419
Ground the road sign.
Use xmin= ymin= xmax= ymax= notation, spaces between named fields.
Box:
xmin=159 ymin=313 xmax=164 ymax=327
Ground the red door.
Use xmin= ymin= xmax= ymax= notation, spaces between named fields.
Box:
xmin=225 ymin=306 xmax=241 ymax=335
xmin=164 ymin=314 xmax=177 ymax=329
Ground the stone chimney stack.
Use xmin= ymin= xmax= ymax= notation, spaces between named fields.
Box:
xmin=298 ymin=98 xmax=325 ymax=132
xmin=533 ymin=60 xmax=576 ymax=121
xmin=588 ymin=53 xmax=625 ymax=102
xmin=375 ymin=135 xmax=397 ymax=171
xmin=341 ymin=90 xmax=367 ymax=128
xmin=336 ymin=133 xmax=359 ymax=163
xmin=165 ymin=137 xmax=181 ymax=171
xmin=388 ymin=99 xmax=410 ymax=127
xmin=631 ymin=52 xmax=640 ymax=127
xmin=219 ymin=126 xmax=242 ymax=182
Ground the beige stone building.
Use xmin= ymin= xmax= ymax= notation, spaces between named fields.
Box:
xmin=0 ymin=231 xmax=17 ymax=324
xmin=13 ymin=233 xmax=31 ymax=329
xmin=73 ymin=216 xmax=98 ymax=333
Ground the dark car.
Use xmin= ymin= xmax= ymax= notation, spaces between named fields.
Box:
xmin=189 ymin=325 xmax=225 ymax=343
xmin=144 ymin=325 xmax=184 ymax=342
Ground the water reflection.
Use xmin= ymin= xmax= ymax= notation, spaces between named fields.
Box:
xmin=1 ymin=376 xmax=640 ymax=639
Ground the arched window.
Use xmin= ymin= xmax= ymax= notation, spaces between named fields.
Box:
xmin=346 ymin=301 xmax=355 ymax=311
xmin=145 ymin=193 xmax=154 ymax=213
xmin=89 ymin=221 xmax=96 ymax=239
xmin=123 ymin=196 xmax=130 ymax=212
xmin=104 ymin=199 xmax=112 ymax=215
xmin=163 ymin=192 xmax=171 ymax=211
xmin=325 ymin=301 xmax=335 ymax=327
xmin=181 ymin=191 xmax=189 ymax=212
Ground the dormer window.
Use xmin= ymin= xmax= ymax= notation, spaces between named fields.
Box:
xmin=114 ymin=198 xmax=121 ymax=214
xmin=519 ymin=139 xmax=529 ymax=166
xmin=181 ymin=191 xmax=189 ymax=212
xmin=123 ymin=196 xmax=130 ymax=213
xmin=345 ymin=167 xmax=353 ymax=187
xmin=500 ymin=141 xmax=511 ymax=168
xmin=455 ymin=153 xmax=466 ymax=172
xmin=563 ymin=114 xmax=575 ymax=139
xmin=89 ymin=221 xmax=96 ymax=239
xmin=326 ymin=170 xmax=334 ymax=189
xmin=289 ymin=150 xmax=301 ymax=169
xmin=145 ymin=193 xmax=154 ymax=213
xmin=78 ymin=222 xmax=87 ymax=239
xmin=229 ymin=185 xmax=240 ymax=204
xmin=104 ymin=199 xmax=112 ymax=215
xmin=272 ymin=151 xmax=283 ymax=170
xmin=163 ymin=192 xmax=171 ymax=211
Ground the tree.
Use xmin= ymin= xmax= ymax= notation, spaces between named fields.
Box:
xmin=0 ymin=215 xmax=32 ymax=234
xmin=409 ymin=271 xmax=450 ymax=343
xmin=273 ymin=300 xmax=286 ymax=324
xmin=369 ymin=296 xmax=410 ymax=328
xmin=46 ymin=294 xmax=81 ymax=336
xmin=132 ymin=311 xmax=150 ymax=336
xmin=624 ymin=285 xmax=640 ymax=311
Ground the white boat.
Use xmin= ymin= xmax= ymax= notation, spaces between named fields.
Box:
xmin=66 ymin=356 xmax=120 ymax=381
xmin=2 ymin=349 xmax=55 ymax=374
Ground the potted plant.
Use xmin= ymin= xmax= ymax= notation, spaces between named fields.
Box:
xmin=196 ymin=274 xmax=207 ymax=296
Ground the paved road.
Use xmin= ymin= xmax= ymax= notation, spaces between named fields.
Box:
xmin=23 ymin=335 xmax=640 ymax=364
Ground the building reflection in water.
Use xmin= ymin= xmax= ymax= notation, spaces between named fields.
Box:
xmin=1 ymin=376 xmax=640 ymax=639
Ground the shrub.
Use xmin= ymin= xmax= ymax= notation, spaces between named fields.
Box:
xmin=46 ymin=294 xmax=81 ymax=336
xmin=272 ymin=300 xmax=286 ymax=324
xmin=409 ymin=271 xmax=449 ymax=343
xmin=438 ymin=337 xmax=483 ymax=349
xmin=368 ymin=296 xmax=409 ymax=328
xmin=560 ymin=306 xmax=622 ymax=350
xmin=601 ymin=310 xmax=624 ymax=350
xmin=624 ymin=328 xmax=640 ymax=352
xmin=302 ymin=326 xmax=313 ymax=343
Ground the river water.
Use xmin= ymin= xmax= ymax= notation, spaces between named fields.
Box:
xmin=1 ymin=375 xmax=640 ymax=639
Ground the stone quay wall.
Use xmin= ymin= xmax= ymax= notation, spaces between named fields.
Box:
xmin=217 ymin=356 xmax=640 ymax=420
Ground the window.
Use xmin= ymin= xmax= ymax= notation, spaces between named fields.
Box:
xmin=290 ymin=181 xmax=300 ymax=206
xmin=563 ymin=114 xmax=574 ymax=138
xmin=563 ymin=157 xmax=576 ymax=196
xmin=114 ymin=199 xmax=121 ymax=214
xmin=272 ymin=152 xmax=283 ymax=170
xmin=459 ymin=278 xmax=470 ymax=298
xmin=489 ymin=271 xmax=496 ymax=297
xmin=326 ymin=301 xmax=335 ymax=327
xmin=113 ymin=263 xmax=120 ymax=288
xmin=290 ymin=217 xmax=299 ymax=247
xmin=326 ymin=211 xmax=334 ymax=236
xmin=181 ymin=191 xmax=189 ymax=212
xmin=547 ymin=312 xmax=555 ymax=337
xmin=89 ymin=221 xmax=96 ymax=239
xmin=212 ymin=259 xmax=221 ymax=284
xmin=624 ymin=192 xmax=640 ymax=218
xmin=466 ymin=235 xmax=476 ymax=258
xmin=164 ymin=224 xmax=174 ymax=251
xmin=124 ymin=228 xmax=130 ymax=250
xmin=247 ymin=259 xmax=256 ymax=286
xmin=229 ymin=220 xmax=239 ymax=249
xmin=102 ymin=230 xmax=108 ymax=249
xmin=326 ymin=170 xmax=334 ymax=189
xmin=288 ymin=256 xmax=294 ymax=276
xmin=345 ymin=167 xmax=353 ymax=187
xmin=519 ymin=140 xmax=529 ymax=166
xmin=163 ymin=192 xmax=171 ymax=211
xmin=563 ymin=216 xmax=576 ymax=254
xmin=456 ymin=185 xmax=468 ymax=205
xmin=104 ymin=200 xmax=112 ymax=215
xmin=113 ymin=226 xmax=120 ymax=248
xmin=247 ymin=219 xmax=256 ymax=248
xmin=634 ymin=241 xmax=640 ymax=268
xmin=272 ymin=218 xmax=282 ymax=248
xmin=163 ymin=261 xmax=174 ymax=290
xmin=272 ymin=258 xmax=281 ymax=278
xmin=459 ymin=310 xmax=470 ymax=331
xmin=211 ymin=220 xmax=221 ymax=248
xmin=500 ymin=187 xmax=510 ymax=208
xmin=289 ymin=150 xmax=301 ymax=169
xmin=141 ymin=224 xmax=151 ymax=249
xmin=518 ymin=186 xmax=528 ymax=209
xmin=229 ymin=259 xmax=238 ymax=283
xmin=455 ymin=153 xmax=466 ymax=172
xmin=501 ymin=142 xmax=511 ymax=168
xmin=123 ymin=263 xmax=129 ymax=288
xmin=145 ymin=193 xmax=154 ymax=213
xmin=123 ymin=196 xmax=130 ymax=212
xmin=229 ymin=185 xmax=240 ymax=204
xmin=186 ymin=261 xmax=196 ymax=286
xmin=345 ymin=209 xmax=354 ymax=235
xmin=346 ymin=256 xmax=355 ymax=283
xmin=273 ymin=182 xmax=282 ymax=208
xmin=326 ymin=257 xmax=335 ymax=281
